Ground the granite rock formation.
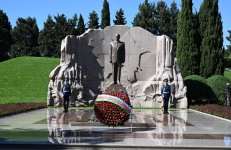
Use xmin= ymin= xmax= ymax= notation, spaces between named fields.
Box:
xmin=47 ymin=25 xmax=187 ymax=108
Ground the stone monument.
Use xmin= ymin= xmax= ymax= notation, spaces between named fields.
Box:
xmin=47 ymin=25 xmax=187 ymax=108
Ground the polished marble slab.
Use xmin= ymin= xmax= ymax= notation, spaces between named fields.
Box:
xmin=0 ymin=108 xmax=230 ymax=149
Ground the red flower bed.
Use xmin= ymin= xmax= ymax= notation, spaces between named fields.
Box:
xmin=191 ymin=104 xmax=231 ymax=120
xmin=0 ymin=102 xmax=47 ymax=117
xmin=94 ymin=90 xmax=132 ymax=127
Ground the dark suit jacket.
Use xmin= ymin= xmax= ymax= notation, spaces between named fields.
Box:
xmin=110 ymin=41 xmax=125 ymax=63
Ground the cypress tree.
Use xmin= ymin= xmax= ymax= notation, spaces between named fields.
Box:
xmin=38 ymin=15 xmax=56 ymax=57
xmin=101 ymin=0 xmax=110 ymax=29
xmin=176 ymin=0 xmax=200 ymax=77
xmin=226 ymin=30 xmax=231 ymax=56
xmin=193 ymin=12 xmax=201 ymax=53
xmin=113 ymin=8 xmax=127 ymax=25
xmin=88 ymin=11 xmax=99 ymax=29
xmin=169 ymin=1 xmax=179 ymax=55
xmin=214 ymin=1 xmax=224 ymax=75
xmin=132 ymin=0 xmax=157 ymax=34
xmin=11 ymin=17 xmax=39 ymax=57
xmin=0 ymin=10 xmax=12 ymax=61
xmin=77 ymin=14 xmax=85 ymax=35
xmin=199 ymin=0 xmax=224 ymax=77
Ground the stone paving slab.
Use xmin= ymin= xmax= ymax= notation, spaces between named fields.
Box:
xmin=0 ymin=108 xmax=231 ymax=149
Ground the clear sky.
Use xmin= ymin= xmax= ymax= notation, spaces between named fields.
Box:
xmin=0 ymin=0 xmax=230 ymax=47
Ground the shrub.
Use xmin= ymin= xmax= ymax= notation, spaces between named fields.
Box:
xmin=224 ymin=57 xmax=231 ymax=68
xmin=207 ymin=75 xmax=231 ymax=104
xmin=184 ymin=75 xmax=210 ymax=104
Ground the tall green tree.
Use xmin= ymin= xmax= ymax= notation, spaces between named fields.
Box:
xmin=67 ymin=14 xmax=78 ymax=35
xmin=88 ymin=11 xmax=99 ymax=29
xmin=11 ymin=17 xmax=39 ymax=57
xmin=0 ymin=10 xmax=12 ymax=61
xmin=113 ymin=8 xmax=127 ymax=25
xmin=199 ymin=0 xmax=224 ymax=77
xmin=169 ymin=1 xmax=179 ymax=54
xmin=53 ymin=14 xmax=68 ymax=57
xmin=133 ymin=0 xmax=178 ymax=53
xmin=155 ymin=1 xmax=170 ymax=35
xmin=38 ymin=15 xmax=56 ymax=57
xmin=40 ymin=14 xmax=78 ymax=57
xmin=194 ymin=12 xmax=201 ymax=55
xmin=176 ymin=0 xmax=200 ymax=77
xmin=77 ymin=14 xmax=85 ymax=35
xmin=226 ymin=30 xmax=231 ymax=56
xmin=101 ymin=0 xmax=110 ymax=29
xmin=132 ymin=0 xmax=157 ymax=34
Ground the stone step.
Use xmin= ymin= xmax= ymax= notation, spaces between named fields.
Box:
xmin=0 ymin=144 xmax=229 ymax=150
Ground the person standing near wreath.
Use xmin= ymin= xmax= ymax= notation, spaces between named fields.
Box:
xmin=161 ymin=78 xmax=171 ymax=114
xmin=110 ymin=34 xmax=125 ymax=84
xmin=62 ymin=78 xmax=71 ymax=112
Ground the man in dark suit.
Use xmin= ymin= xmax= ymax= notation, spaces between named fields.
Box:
xmin=110 ymin=34 xmax=125 ymax=84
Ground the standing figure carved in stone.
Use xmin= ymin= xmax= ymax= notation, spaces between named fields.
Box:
xmin=110 ymin=34 xmax=125 ymax=84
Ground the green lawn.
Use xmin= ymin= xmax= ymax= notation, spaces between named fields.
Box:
xmin=0 ymin=130 xmax=48 ymax=141
xmin=224 ymin=70 xmax=231 ymax=81
xmin=0 ymin=57 xmax=59 ymax=104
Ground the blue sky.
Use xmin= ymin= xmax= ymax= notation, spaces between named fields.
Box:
xmin=1 ymin=0 xmax=230 ymax=47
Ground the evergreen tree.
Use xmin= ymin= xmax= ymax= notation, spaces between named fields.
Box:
xmin=194 ymin=12 xmax=201 ymax=55
xmin=133 ymin=0 xmax=178 ymax=52
xmin=176 ymin=0 xmax=200 ymax=77
xmin=11 ymin=17 xmax=39 ymax=57
xmin=113 ymin=8 xmax=127 ymax=25
xmin=226 ymin=30 xmax=231 ymax=56
xmin=199 ymin=0 xmax=224 ymax=77
xmin=101 ymin=0 xmax=110 ymax=29
xmin=88 ymin=11 xmax=99 ymax=29
xmin=169 ymin=1 xmax=179 ymax=54
xmin=38 ymin=15 xmax=56 ymax=57
xmin=155 ymin=1 xmax=170 ymax=35
xmin=0 ymin=10 xmax=12 ymax=61
xmin=40 ymin=14 xmax=79 ymax=57
xmin=54 ymin=14 xmax=68 ymax=57
xmin=132 ymin=0 xmax=157 ymax=34
xmin=67 ymin=14 xmax=78 ymax=35
xmin=77 ymin=14 xmax=85 ymax=35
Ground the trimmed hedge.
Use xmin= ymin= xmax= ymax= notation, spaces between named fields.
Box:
xmin=184 ymin=75 xmax=210 ymax=104
xmin=207 ymin=75 xmax=231 ymax=104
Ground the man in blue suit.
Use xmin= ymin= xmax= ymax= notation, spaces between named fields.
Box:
xmin=161 ymin=78 xmax=171 ymax=114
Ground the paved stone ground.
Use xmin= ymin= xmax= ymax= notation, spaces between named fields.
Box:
xmin=0 ymin=108 xmax=231 ymax=149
